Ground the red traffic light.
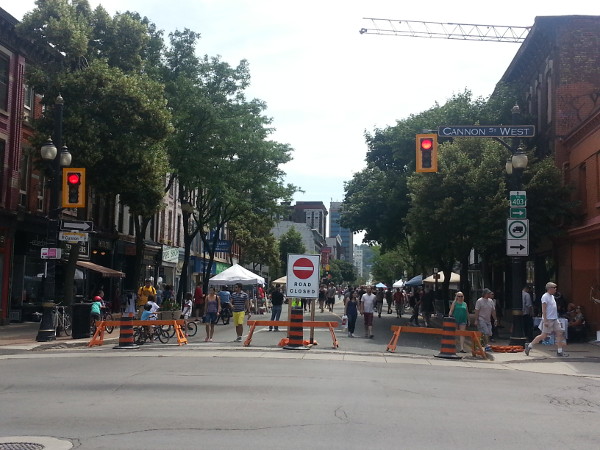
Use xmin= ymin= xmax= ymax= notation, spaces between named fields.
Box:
xmin=67 ymin=173 xmax=81 ymax=185
xmin=420 ymin=138 xmax=433 ymax=151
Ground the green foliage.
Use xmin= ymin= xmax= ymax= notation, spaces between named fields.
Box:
xmin=370 ymin=246 xmax=409 ymax=286
xmin=278 ymin=227 xmax=306 ymax=275
xmin=330 ymin=259 xmax=357 ymax=284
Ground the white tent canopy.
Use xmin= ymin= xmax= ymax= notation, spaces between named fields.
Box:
xmin=208 ymin=264 xmax=265 ymax=286
xmin=392 ymin=279 xmax=404 ymax=288
xmin=272 ymin=276 xmax=287 ymax=285
xmin=423 ymin=272 xmax=460 ymax=284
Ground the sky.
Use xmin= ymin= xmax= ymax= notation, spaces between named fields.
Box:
xmin=3 ymin=0 xmax=598 ymax=244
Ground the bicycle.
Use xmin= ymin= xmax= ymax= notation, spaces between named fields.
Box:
xmin=133 ymin=315 xmax=170 ymax=344
xmin=32 ymin=304 xmax=71 ymax=336
xmin=101 ymin=307 xmax=114 ymax=334
xmin=163 ymin=318 xmax=197 ymax=338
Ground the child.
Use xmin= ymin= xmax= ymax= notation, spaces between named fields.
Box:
xmin=90 ymin=296 xmax=102 ymax=324
xmin=181 ymin=293 xmax=193 ymax=320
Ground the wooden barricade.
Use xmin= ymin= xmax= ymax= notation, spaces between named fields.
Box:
xmin=386 ymin=325 xmax=486 ymax=359
xmin=245 ymin=320 xmax=339 ymax=348
xmin=88 ymin=319 xmax=188 ymax=347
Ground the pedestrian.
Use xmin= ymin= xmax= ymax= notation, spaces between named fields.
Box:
xmin=181 ymin=292 xmax=193 ymax=320
xmin=375 ymin=287 xmax=384 ymax=318
xmin=525 ymin=282 xmax=569 ymax=357
xmin=409 ymin=289 xmax=422 ymax=326
xmin=268 ymin=285 xmax=284 ymax=331
xmin=318 ymin=284 xmax=326 ymax=312
xmin=90 ymin=295 xmax=102 ymax=326
xmin=137 ymin=279 xmax=156 ymax=318
xmin=360 ymin=286 xmax=376 ymax=338
xmin=522 ymin=285 xmax=534 ymax=341
xmin=203 ymin=287 xmax=220 ymax=342
xmin=449 ymin=291 xmax=469 ymax=353
xmin=326 ymin=283 xmax=336 ymax=312
xmin=231 ymin=283 xmax=250 ymax=342
xmin=393 ymin=288 xmax=404 ymax=317
xmin=345 ymin=290 xmax=359 ymax=337
xmin=385 ymin=288 xmax=393 ymax=314
xmin=146 ymin=294 xmax=160 ymax=314
xmin=421 ymin=287 xmax=435 ymax=327
xmin=218 ymin=286 xmax=232 ymax=319
xmin=193 ymin=282 xmax=204 ymax=321
xmin=474 ymin=288 xmax=497 ymax=350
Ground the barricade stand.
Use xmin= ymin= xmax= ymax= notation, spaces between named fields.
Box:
xmin=284 ymin=302 xmax=309 ymax=350
xmin=435 ymin=316 xmax=461 ymax=359
xmin=113 ymin=313 xmax=139 ymax=350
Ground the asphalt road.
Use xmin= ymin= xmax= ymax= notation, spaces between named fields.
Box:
xmin=1 ymin=346 xmax=599 ymax=450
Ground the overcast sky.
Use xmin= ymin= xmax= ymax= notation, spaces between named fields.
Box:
xmin=3 ymin=1 xmax=598 ymax=243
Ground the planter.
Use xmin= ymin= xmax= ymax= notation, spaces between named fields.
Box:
xmin=159 ymin=310 xmax=180 ymax=321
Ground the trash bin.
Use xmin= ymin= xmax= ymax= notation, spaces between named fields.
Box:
xmin=71 ymin=302 xmax=92 ymax=339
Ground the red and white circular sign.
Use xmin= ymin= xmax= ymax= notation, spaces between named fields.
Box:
xmin=292 ymin=257 xmax=314 ymax=279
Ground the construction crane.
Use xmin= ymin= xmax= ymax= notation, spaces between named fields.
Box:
xmin=359 ymin=18 xmax=531 ymax=43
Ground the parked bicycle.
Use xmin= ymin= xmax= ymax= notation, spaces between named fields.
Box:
xmin=32 ymin=304 xmax=71 ymax=336
xmin=163 ymin=319 xmax=197 ymax=339
xmin=133 ymin=314 xmax=170 ymax=344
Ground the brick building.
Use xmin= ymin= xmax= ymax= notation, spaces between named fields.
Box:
xmin=501 ymin=15 xmax=600 ymax=331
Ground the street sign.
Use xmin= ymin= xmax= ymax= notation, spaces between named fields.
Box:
xmin=60 ymin=220 xmax=94 ymax=232
xmin=507 ymin=239 xmax=529 ymax=256
xmin=509 ymin=191 xmax=527 ymax=208
xmin=509 ymin=208 xmax=527 ymax=219
xmin=438 ymin=125 xmax=535 ymax=138
xmin=507 ymin=219 xmax=528 ymax=239
xmin=59 ymin=231 xmax=89 ymax=243
xmin=286 ymin=254 xmax=320 ymax=298
xmin=41 ymin=248 xmax=62 ymax=259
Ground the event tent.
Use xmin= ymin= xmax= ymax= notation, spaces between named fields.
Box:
xmin=392 ymin=279 xmax=404 ymax=288
xmin=272 ymin=276 xmax=287 ymax=285
xmin=208 ymin=264 xmax=265 ymax=286
xmin=375 ymin=282 xmax=387 ymax=288
xmin=404 ymin=275 xmax=423 ymax=287
xmin=423 ymin=272 xmax=460 ymax=284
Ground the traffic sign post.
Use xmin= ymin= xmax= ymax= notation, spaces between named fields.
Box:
xmin=509 ymin=191 xmax=527 ymax=207
xmin=60 ymin=220 xmax=94 ymax=232
xmin=286 ymin=254 xmax=320 ymax=298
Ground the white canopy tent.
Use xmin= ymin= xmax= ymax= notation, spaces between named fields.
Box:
xmin=208 ymin=264 xmax=265 ymax=286
xmin=423 ymin=272 xmax=460 ymax=288
xmin=392 ymin=279 xmax=404 ymax=288
xmin=272 ymin=276 xmax=287 ymax=285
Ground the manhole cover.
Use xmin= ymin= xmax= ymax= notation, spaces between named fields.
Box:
xmin=0 ymin=444 xmax=45 ymax=450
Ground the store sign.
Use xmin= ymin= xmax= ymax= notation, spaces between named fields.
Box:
xmin=162 ymin=245 xmax=179 ymax=263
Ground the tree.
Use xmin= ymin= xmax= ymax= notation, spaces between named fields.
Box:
xmin=18 ymin=0 xmax=172 ymax=289
xmin=370 ymin=247 xmax=407 ymax=286
xmin=329 ymin=259 xmax=357 ymax=284
xmin=278 ymin=227 xmax=306 ymax=276
xmin=229 ymin=212 xmax=280 ymax=273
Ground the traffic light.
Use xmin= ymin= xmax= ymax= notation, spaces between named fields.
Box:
xmin=416 ymin=134 xmax=438 ymax=173
xmin=62 ymin=168 xmax=86 ymax=208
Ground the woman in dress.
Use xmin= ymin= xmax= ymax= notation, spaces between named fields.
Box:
xmin=344 ymin=289 xmax=359 ymax=338
xmin=449 ymin=291 xmax=469 ymax=353
xmin=204 ymin=287 xmax=220 ymax=342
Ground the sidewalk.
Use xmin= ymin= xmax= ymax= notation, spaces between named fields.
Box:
xmin=0 ymin=321 xmax=102 ymax=349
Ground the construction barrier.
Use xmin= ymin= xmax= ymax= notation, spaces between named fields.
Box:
xmin=386 ymin=324 xmax=486 ymax=359
xmin=435 ymin=316 xmax=461 ymax=359
xmin=285 ymin=306 xmax=307 ymax=350
xmin=244 ymin=319 xmax=339 ymax=349
xmin=88 ymin=318 xmax=188 ymax=348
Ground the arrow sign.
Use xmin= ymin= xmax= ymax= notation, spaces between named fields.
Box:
xmin=509 ymin=208 xmax=527 ymax=219
xmin=509 ymin=244 xmax=526 ymax=251
xmin=61 ymin=220 xmax=94 ymax=232
xmin=507 ymin=239 xmax=528 ymax=256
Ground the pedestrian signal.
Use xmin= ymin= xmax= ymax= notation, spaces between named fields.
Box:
xmin=62 ymin=168 xmax=86 ymax=208
xmin=416 ymin=134 xmax=438 ymax=173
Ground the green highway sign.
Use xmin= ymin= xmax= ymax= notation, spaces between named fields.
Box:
xmin=509 ymin=208 xmax=527 ymax=219
xmin=509 ymin=190 xmax=527 ymax=207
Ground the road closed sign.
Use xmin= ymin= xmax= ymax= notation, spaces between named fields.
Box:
xmin=286 ymin=254 xmax=320 ymax=298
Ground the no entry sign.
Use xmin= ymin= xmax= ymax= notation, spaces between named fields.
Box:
xmin=286 ymin=254 xmax=320 ymax=298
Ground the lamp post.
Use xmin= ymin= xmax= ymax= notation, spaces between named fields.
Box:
xmin=36 ymin=95 xmax=72 ymax=342
xmin=506 ymin=104 xmax=528 ymax=347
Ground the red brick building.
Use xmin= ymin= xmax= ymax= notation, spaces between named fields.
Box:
xmin=501 ymin=16 xmax=600 ymax=331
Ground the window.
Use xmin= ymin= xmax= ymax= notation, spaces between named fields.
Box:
xmin=23 ymin=85 xmax=34 ymax=121
xmin=0 ymin=54 xmax=8 ymax=111
xmin=19 ymin=150 xmax=30 ymax=207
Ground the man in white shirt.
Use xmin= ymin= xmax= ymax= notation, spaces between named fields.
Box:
xmin=474 ymin=288 xmax=497 ymax=350
xmin=360 ymin=286 xmax=376 ymax=339
xmin=525 ymin=282 xmax=568 ymax=357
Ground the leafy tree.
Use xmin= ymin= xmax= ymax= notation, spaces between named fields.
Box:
xmin=278 ymin=227 xmax=306 ymax=275
xmin=370 ymin=247 xmax=407 ymax=286
xmin=18 ymin=0 xmax=172 ymax=289
xmin=329 ymin=259 xmax=357 ymax=284
xmin=229 ymin=211 xmax=280 ymax=273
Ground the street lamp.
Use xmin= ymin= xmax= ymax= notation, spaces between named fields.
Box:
xmin=506 ymin=104 xmax=528 ymax=347
xmin=36 ymin=95 xmax=72 ymax=342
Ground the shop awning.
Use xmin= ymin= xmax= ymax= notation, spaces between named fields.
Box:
xmin=76 ymin=261 xmax=126 ymax=278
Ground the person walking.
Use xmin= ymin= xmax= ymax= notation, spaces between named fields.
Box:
xmin=474 ymin=288 xmax=497 ymax=351
xmin=193 ymin=282 xmax=204 ymax=321
xmin=421 ymin=287 xmax=435 ymax=327
xmin=393 ymin=288 xmax=404 ymax=318
xmin=409 ymin=289 xmax=422 ymax=326
xmin=522 ymin=285 xmax=534 ymax=341
xmin=318 ymin=284 xmax=326 ymax=313
xmin=449 ymin=291 xmax=469 ymax=353
xmin=385 ymin=288 xmax=393 ymax=314
xmin=326 ymin=283 xmax=336 ymax=312
xmin=203 ymin=287 xmax=220 ymax=342
xmin=360 ymin=286 xmax=376 ymax=338
xmin=525 ymin=282 xmax=569 ymax=357
xmin=375 ymin=287 xmax=384 ymax=318
xmin=345 ymin=290 xmax=359 ymax=337
xmin=231 ymin=283 xmax=250 ymax=342
xmin=268 ymin=285 xmax=284 ymax=331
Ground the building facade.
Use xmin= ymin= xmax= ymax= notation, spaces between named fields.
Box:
xmin=329 ymin=201 xmax=353 ymax=262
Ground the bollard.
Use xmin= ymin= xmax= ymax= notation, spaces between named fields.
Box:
xmin=284 ymin=305 xmax=309 ymax=350
xmin=435 ymin=316 xmax=462 ymax=359
xmin=113 ymin=313 xmax=139 ymax=350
